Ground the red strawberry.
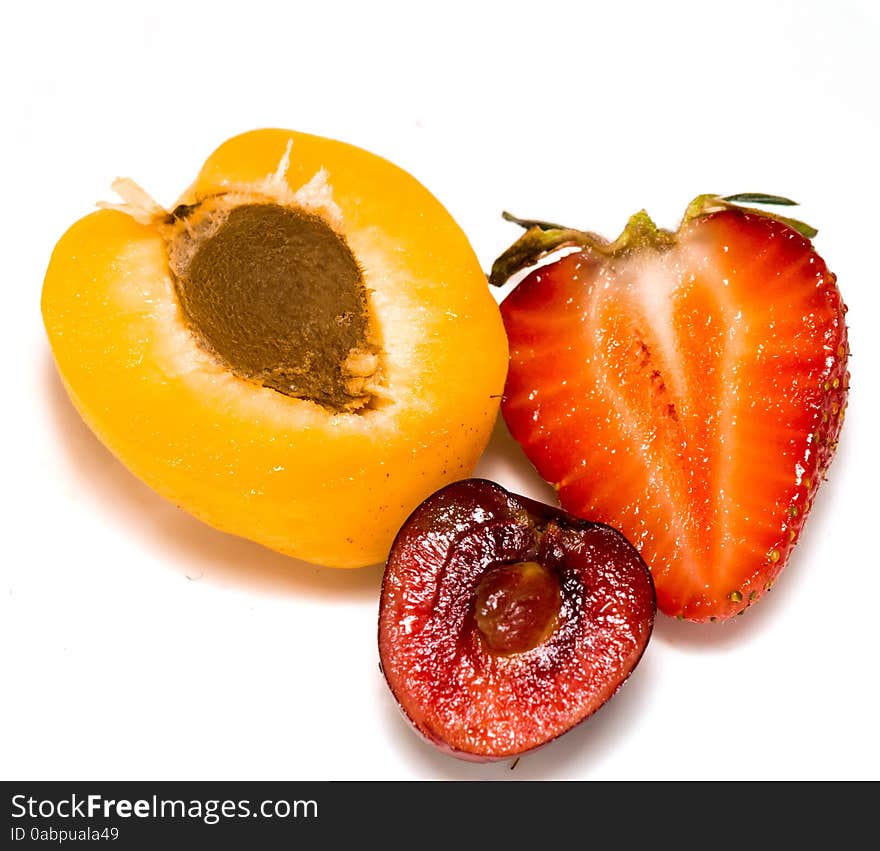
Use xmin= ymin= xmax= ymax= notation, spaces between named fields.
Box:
xmin=490 ymin=194 xmax=849 ymax=622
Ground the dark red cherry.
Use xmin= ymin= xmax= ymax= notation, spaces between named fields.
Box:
xmin=378 ymin=478 xmax=656 ymax=761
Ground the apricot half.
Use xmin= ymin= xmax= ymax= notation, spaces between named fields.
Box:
xmin=41 ymin=129 xmax=508 ymax=568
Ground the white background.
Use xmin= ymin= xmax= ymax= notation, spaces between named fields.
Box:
xmin=3 ymin=0 xmax=878 ymax=781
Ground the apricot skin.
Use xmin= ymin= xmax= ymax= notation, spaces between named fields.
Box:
xmin=41 ymin=129 xmax=508 ymax=568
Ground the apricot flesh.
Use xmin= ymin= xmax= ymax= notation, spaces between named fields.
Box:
xmin=41 ymin=129 xmax=509 ymax=568
xmin=378 ymin=479 xmax=656 ymax=761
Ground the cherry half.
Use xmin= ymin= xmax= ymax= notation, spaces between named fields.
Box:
xmin=378 ymin=479 xmax=656 ymax=761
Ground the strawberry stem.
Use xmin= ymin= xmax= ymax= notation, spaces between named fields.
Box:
xmin=502 ymin=211 xmax=570 ymax=231
xmin=684 ymin=193 xmax=818 ymax=239
xmin=490 ymin=193 xmax=819 ymax=289
xmin=489 ymin=215 xmax=606 ymax=287
xmin=722 ymin=193 xmax=798 ymax=206
xmin=490 ymin=210 xmax=673 ymax=288
xmin=607 ymin=211 xmax=675 ymax=254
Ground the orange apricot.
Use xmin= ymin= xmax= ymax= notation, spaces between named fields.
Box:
xmin=41 ymin=128 xmax=508 ymax=568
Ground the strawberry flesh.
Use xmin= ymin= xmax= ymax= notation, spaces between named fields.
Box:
xmin=500 ymin=207 xmax=849 ymax=622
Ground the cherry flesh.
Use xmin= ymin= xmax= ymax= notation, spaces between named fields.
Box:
xmin=378 ymin=478 xmax=656 ymax=761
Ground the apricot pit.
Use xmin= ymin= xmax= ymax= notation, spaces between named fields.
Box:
xmin=41 ymin=129 xmax=509 ymax=567
xmin=169 ymin=201 xmax=377 ymax=411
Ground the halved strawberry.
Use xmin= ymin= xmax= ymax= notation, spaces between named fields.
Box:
xmin=490 ymin=195 xmax=849 ymax=622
